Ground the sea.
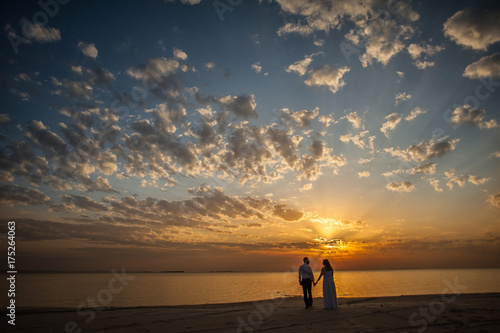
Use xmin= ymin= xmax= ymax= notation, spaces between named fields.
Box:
xmin=5 ymin=268 xmax=500 ymax=309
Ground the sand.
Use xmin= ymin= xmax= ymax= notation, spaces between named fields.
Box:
xmin=6 ymin=293 xmax=500 ymax=332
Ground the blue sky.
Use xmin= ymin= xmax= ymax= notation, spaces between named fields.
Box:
xmin=1 ymin=0 xmax=499 ymax=271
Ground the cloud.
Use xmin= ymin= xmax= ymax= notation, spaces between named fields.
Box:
xmin=173 ymin=47 xmax=188 ymax=60
xmin=0 ymin=183 xmax=51 ymax=206
xmin=405 ymin=107 xmax=426 ymax=121
xmin=251 ymin=62 xmax=262 ymax=74
xmin=385 ymin=138 xmax=459 ymax=162
xmin=395 ymin=92 xmax=411 ymax=106
xmin=286 ymin=53 xmax=319 ymax=76
xmin=299 ymin=183 xmax=313 ymax=192
xmin=381 ymin=112 xmax=402 ymax=137
xmin=127 ymin=57 xmax=179 ymax=79
xmin=126 ymin=57 xmax=184 ymax=103
xmin=341 ymin=111 xmax=362 ymax=129
xmin=414 ymin=60 xmax=435 ymax=69
xmin=25 ymin=120 xmax=67 ymax=157
xmin=52 ymin=194 xmax=109 ymax=212
xmin=218 ymin=94 xmax=258 ymax=119
xmin=358 ymin=171 xmax=370 ymax=178
xmin=205 ymin=62 xmax=215 ymax=72
xmin=0 ymin=170 xmax=14 ymax=182
xmin=63 ymin=80 xmax=93 ymax=99
xmin=359 ymin=21 xmax=415 ymax=67
xmin=451 ymin=105 xmax=499 ymax=129
xmin=82 ymin=176 xmax=119 ymax=193
xmin=273 ymin=203 xmax=303 ymax=221
xmin=443 ymin=3 xmax=500 ymax=50
xmin=411 ymin=162 xmax=437 ymax=175
xmin=0 ymin=114 xmax=11 ymax=124
xmin=304 ymin=64 xmax=349 ymax=94
xmin=314 ymin=39 xmax=324 ymax=47
xmin=386 ymin=181 xmax=415 ymax=192
xmin=318 ymin=114 xmax=334 ymax=128
xmin=71 ymin=65 xmax=83 ymax=75
xmin=26 ymin=23 xmax=61 ymax=43
xmin=275 ymin=0 xmax=419 ymax=66
xmin=298 ymin=140 xmax=345 ymax=180
xmin=428 ymin=178 xmax=443 ymax=192
xmin=165 ymin=0 xmax=201 ymax=4
xmin=78 ymin=42 xmax=98 ymax=58
xmin=487 ymin=192 xmax=500 ymax=207
xmin=445 ymin=169 xmax=490 ymax=190
xmin=280 ymin=107 xmax=319 ymax=128
xmin=86 ymin=67 xmax=115 ymax=86
xmin=407 ymin=42 xmax=444 ymax=69
xmin=407 ymin=43 xmax=444 ymax=59
xmin=340 ymin=130 xmax=375 ymax=151
xmin=358 ymin=157 xmax=373 ymax=165
xmin=463 ymin=53 xmax=500 ymax=79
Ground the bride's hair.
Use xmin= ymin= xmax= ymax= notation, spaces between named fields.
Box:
xmin=323 ymin=259 xmax=333 ymax=271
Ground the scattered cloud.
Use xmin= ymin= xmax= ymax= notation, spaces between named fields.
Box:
xmin=285 ymin=52 xmax=320 ymax=76
xmin=386 ymin=181 xmax=415 ymax=192
xmin=22 ymin=23 xmax=61 ymax=43
xmin=451 ymin=105 xmax=498 ymax=129
xmin=205 ymin=62 xmax=216 ymax=72
xmin=0 ymin=183 xmax=51 ymax=206
xmin=428 ymin=178 xmax=443 ymax=192
xmin=173 ymin=47 xmax=188 ymax=60
xmin=251 ymin=62 xmax=262 ymax=74
xmin=385 ymin=138 xmax=459 ymax=162
xmin=407 ymin=42 xmax=444 ymax=69
xmin=395 ymin=92 xmax=411 ymax=106
xmin=381 ymin=113 xmax=402 ymax=137
xmin=463 ymin=53 xmax=500 ymax=79
xmin=487 ymin=192 xmax=500 ymax=207
xmin=71 ymin=65 xmax=83 ymax=75
xmin=358 ymin=171 xmax=370 ymax=178
xmin=411 ymin=162 xmax=437 ymax=175
xmin=304 ymin=64 xmax=349 ymax=94
xmin=443 ymin=3 xmax=500 ymax=50
xmin=405 ymin=107 xmax=426 ymax=121
xmin=445 ymin=169 xmax=491 ymax=190
xmin=341 ymin=111 xmax=362 ymax=129
xmin=78 ymin=42 xmax=98 ymax=58
xmin=299 ymin=183 xmax=313 ymax=192
xmin=340 ymin=130 xmax=375 ymax=151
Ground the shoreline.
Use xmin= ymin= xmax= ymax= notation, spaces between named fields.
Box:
xmin=9 ymin=292 xmax=500 ymax=313
xmin=6 ymin=293 xmax=500 ymax=332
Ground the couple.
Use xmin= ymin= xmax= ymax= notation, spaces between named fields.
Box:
xmin=298 ymin=257 xmax=338 ymax=310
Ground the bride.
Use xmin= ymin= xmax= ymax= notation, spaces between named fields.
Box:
xmin=314 ymin=259 xmax=338 ymax=310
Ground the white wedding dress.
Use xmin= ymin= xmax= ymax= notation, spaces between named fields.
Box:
xmin=322 ymin=268 xmax=338 ymax=310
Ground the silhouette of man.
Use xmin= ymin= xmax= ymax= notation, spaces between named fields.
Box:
xmin=298 ymin=257 xmax=314 ymax=309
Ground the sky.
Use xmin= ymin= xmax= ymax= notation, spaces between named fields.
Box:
xmin=0 ymin=0 xmax=499 ymax=272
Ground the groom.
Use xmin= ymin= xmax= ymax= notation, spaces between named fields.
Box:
xmin=298 ymin=257 xmax=314 ymax=309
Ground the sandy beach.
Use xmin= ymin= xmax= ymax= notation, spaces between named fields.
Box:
xmin=6 ymin=293 xmax=500 ymax=332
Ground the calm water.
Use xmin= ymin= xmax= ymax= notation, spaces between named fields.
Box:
xmin=5 ymin=268 xmax=500 ymax=309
